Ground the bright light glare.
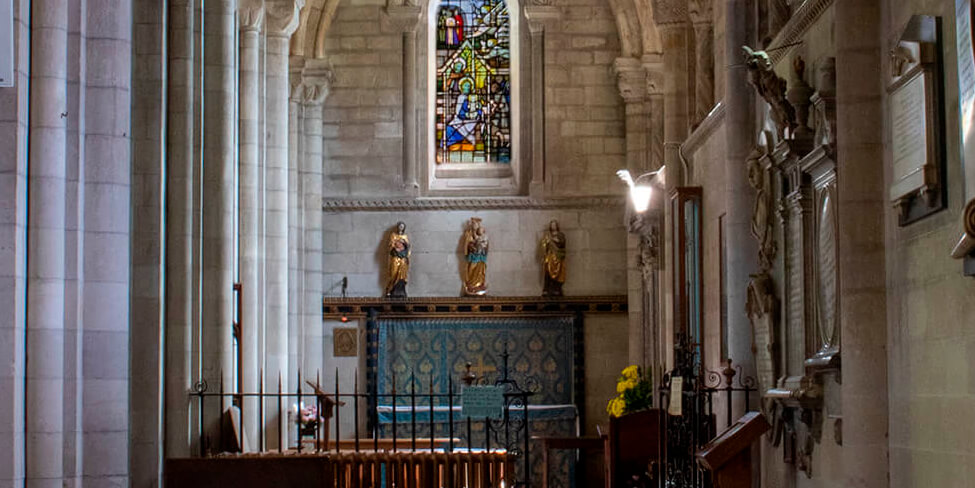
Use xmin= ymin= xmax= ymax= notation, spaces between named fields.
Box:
xmin=630 ymin=185 xmax=653 ymax=213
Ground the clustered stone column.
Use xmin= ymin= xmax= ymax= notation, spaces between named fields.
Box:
xmin=11 ymin=0 xmax=135 ymax=484
xmin=159 ymin=0 xmax=305 ymax=455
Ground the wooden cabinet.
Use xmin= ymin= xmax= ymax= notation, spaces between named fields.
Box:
xmin=605 ymin=409 xmax=663 ymax=488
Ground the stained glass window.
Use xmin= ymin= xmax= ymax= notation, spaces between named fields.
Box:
xmin=435 ymin=0 xmax=511 ymax=164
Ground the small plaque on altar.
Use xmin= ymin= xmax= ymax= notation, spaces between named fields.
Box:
xmin=462 ymin=386 xmax=504 ymax=419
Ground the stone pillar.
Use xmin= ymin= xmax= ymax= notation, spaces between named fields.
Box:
xmin=614 ymin=57 xmax=648 ymax=172
xmin=644 ymin=60 xmax=665 ymax=168
xmin=614 ymin=56 xmax=650 ymax=367
xmin=165 ymin=0 xmax=196 ymax=457
xmin=655 ymin=12 xmax=692 ymax=372
xmin=288 ymin=63 xmax=302 ymax=386
xmin=689 ymin=0 xmax=714 ymax=125
xmin=131 ymin=0 xmax=167 ymax=481
xmin=299 ymin=63 xmax=332 ymax=377
xmin=238 ymin=1 xmax=264 ymax=451
xmin=265 ymin=0 xmax=301 ymax=448
xmin=385 ymin=6 xmax=421 ymax=195
xmin=723 ymin=0 xmax=757 ymax=383
xmin=525 ymin=6 xmax=559 ymax=197
xmin=26 ymin=0 xmax=69 ymax=484
xmin=201 ymin=0 xmax=238 ymax=446
xmin=287 ymin=58 xmax=303 ymax=386
xmin=835 ymin=0 xmax=887 ymax=486
xmin=0 ymin=1 xmax=29 ymax=485
xmin=82 ymin=0 xmax=134 ymax=482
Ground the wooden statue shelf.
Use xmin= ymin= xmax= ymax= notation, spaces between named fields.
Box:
xmin=695 ymin=412 xmax=771 ymax=488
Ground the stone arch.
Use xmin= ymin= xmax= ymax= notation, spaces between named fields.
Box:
xmin=290 ymin=0 xmax=341 ymax=59
xmin=607 ymin=0 xmax=661 ymax=58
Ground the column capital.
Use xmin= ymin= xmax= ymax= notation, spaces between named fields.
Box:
xmin=266 ymin=0 xmax=304 ymax=37
xmin=382 ymin=5 xmax=422 ymax=33
xmin=641 ymin=54 xmax=665 ymax=95
xmin=300 ymin=61 xmax=335 ymax=106
xmin=687 ymin=0 xmax=712 ymax=25
xmin=290 ymin=57 xmax=305 ymax=102
xmin=239 ymin=0 xmax=265 ymax=32
xmin=524 ymin=6 xmax=560 ymax=34
xmin=650 ymin=0 xmax=689 ymax=26
xmin=614 ymin=57 xmax=647 ymax=104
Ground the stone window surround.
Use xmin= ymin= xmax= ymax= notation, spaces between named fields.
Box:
xmin=398 ymin=0 xmax=548 ymax=196
xmin=422 ymin=0 xmax=524 ymax=194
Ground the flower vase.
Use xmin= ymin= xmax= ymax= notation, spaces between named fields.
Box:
xmin=300 ymin=422 xmax=317 ymax=437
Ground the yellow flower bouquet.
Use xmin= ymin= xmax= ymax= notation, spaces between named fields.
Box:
xmin=606 ymin=365 xmax=653 ymax=417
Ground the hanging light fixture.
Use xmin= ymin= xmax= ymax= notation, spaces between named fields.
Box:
xmin=616 ymin=167 xmax=667 ymax=213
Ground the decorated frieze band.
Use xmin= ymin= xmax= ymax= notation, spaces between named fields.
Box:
xmin=322 ymin=196 xmax=624 ymax=212
xmin=322 ymin=295 xmax=628 ymax=320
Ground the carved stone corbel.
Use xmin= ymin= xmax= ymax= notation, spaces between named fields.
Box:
xmin=300 ymin=61 xmax=334 ymax=107
xmin=743 ymin=45 xmax=797 ymax=141
xmin=767 ymin=374 xmax=823 ymax=477
xmin=627 ymin=209 xmax=662 ymax=278
xmin=810 ymin=57 xmax=836 ymax=148
xmin=266 ymin=0 xmax=304 ymax=37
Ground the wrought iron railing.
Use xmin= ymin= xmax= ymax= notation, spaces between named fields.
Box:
xmin=655 ymin=334 xmax=758 ymax=488
xmin=189 ymin=348 xmax=537 ymax=487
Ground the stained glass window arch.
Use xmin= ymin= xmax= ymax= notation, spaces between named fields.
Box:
xmin=430 ymin=0 xmax=514 ymax=166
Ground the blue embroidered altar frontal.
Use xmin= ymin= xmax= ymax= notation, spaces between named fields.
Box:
xmin=370 ymin=316 xmax=581 ymax=488
xmin=374 ymin=317 xmax=576 ymax=405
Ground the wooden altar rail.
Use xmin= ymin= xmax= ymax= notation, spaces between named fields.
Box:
xmin=331 ymin=451 xmax=512 ymax=488
xmin=166 ymin=451 xmax=513 ymax=488
xmin=322 ymin=295 xmax=628 ymax=320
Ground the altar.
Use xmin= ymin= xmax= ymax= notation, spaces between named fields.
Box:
xmin=368 ymin=315 xmax=584 ymax=487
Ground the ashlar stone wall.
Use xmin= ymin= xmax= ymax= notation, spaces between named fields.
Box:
xmin=322 ymin=207 xmax=627 ymax=296
xmin=319 ymin=0 xmax=627 ymax=197
xmin=884 ymin=0 xmax=975 ymax=485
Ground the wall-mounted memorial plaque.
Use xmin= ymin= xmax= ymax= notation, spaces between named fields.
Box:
xmin=887 ymin=15 xmax=946 ymax=226
xmin=954 ymin=0 xmax=975 ymax=273
xmin=0 ymin=0 xmax=12 ymax=87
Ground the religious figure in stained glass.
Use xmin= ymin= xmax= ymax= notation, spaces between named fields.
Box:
xmin=435 ymin=0 xmax=511 ymax=164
